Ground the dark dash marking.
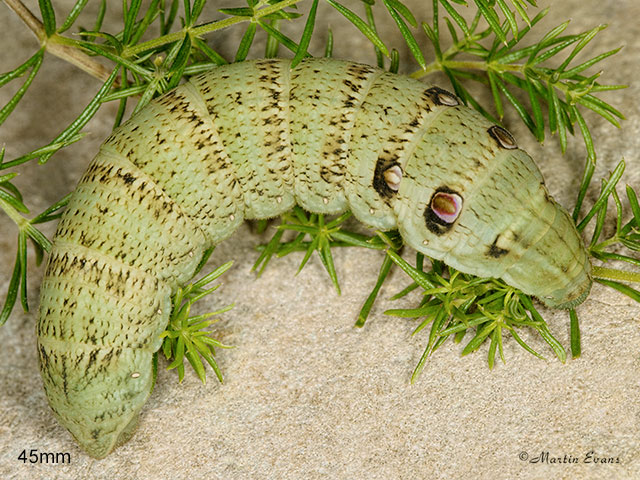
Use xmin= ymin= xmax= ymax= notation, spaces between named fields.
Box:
xmin=487 ymin=235 xmax=509 ymax=258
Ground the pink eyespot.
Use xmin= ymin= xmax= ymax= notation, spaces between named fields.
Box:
xmin=431 ymin=192 xmax=463 ymax=224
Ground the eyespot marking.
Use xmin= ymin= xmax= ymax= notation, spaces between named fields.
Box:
xmin=424 ymin=187 xmax=463 ymax=235
xmin=431 ymin=192 xmax=462 ymax=223
xmin=488 ymin=125 xmax=518 ymax=150
xmin=373 ymin=157 xmax=401 ymax=199
xmin=426 ymin=87 xmax=459 ymax=107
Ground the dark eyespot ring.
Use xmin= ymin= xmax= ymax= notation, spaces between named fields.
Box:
xmin=373 ymin=157 xmax=401 ymax=198
xmin=488 ymin=125 xmax=518 ymax=150
xmin=424 ymin=187 xmax=463 ymax=235
xmin=426 ymin=87 xmax=459 ymax=107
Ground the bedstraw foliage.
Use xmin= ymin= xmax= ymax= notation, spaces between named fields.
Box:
xmin=0 ymin=0 xmax=637 ymax=380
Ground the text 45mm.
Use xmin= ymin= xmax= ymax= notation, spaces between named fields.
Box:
xmin=18 ymin=449 xmax=70 ymax=464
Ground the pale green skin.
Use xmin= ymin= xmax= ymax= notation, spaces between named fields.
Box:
xmin=37 ymin=58 xmax=591 ymax=458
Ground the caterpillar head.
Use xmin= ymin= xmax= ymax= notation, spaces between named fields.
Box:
xmin=388 ymin=107 xmax=592 ymax=308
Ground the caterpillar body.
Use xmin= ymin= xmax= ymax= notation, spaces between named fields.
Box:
xmin=37 ymin=58 xmax=592 ymax=458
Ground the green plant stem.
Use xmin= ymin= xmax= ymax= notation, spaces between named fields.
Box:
xmin=5 ymin=0 xmax=303 ymax=83
xmin=413 ymin=57 xmax=523 ymax=76
xmin=0 ymin=194 xmax=26 ymax=228
xmin=122 ymin=0 xmax=305 ymax=57
xmin=595 ymin=236 xmax=625 ymax=250
xmin=414 ymin=57 xmax=580 ymax=108
xmin=592 ymin=266 xmax=640 ymax=283
xmin=48 ymin=37 xmax=117 ymax=83
xmin=410 ymin=27 xmax=483 ymax=78
xmin=0 ymin=194 xmax=51 ymax=251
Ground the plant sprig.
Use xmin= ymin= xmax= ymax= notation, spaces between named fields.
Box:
xmin=252 ymin=206 xmax=391 ymax=294
xmin=584 ymin=161 xmax=640 ymax=298
xmin=161 ymin=258 xmax=234 ymax=384
xmin=0 ymin=165 xmax=70 ymax=326
xmin=417 ymin=0 xmax=625 ymax=160
xmin=383 ymin=250 xmax=566 ymax=379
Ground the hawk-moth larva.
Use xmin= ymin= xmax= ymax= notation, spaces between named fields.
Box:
xmin=37 ymin=58 xmax=592 ymax=458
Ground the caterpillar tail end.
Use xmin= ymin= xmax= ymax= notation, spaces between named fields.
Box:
xmin=77 ymin=412 xmax=141 ymax=459
xmin=37 ymin=342 xmax=156 ymax=459
xmin=37 ymin=241 xmax=174 ymax=458
xmin=91 ymin=413 xmax=141 ymax=459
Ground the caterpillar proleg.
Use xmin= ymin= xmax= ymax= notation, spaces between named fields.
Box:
xmin=37 ymin=58 xmax=592 ymax=458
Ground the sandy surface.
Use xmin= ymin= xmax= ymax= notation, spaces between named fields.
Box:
xmin=1 ymin=0 xmax=639 ymax=479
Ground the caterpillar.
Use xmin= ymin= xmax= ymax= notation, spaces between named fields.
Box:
xmin=36 ymin=57 xmax=592 ymax=458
